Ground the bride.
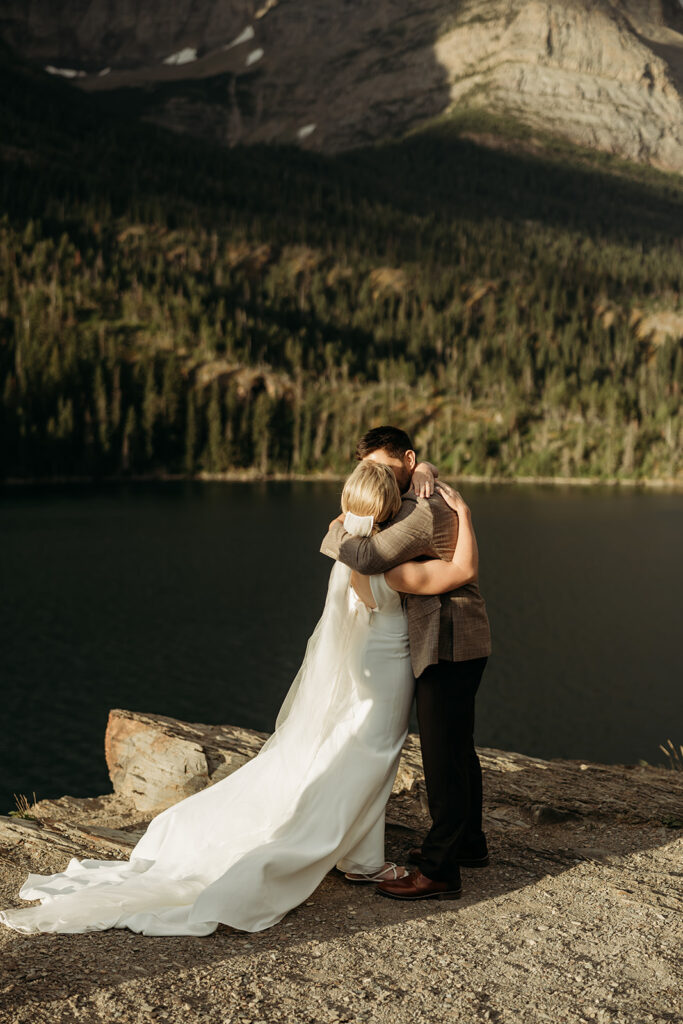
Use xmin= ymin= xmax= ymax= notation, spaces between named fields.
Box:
xmin=0 ymin=464 xmax=479 ymax=936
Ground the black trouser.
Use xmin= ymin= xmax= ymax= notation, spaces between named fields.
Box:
xmin=415 ymin=656 xmax=488 ymax=882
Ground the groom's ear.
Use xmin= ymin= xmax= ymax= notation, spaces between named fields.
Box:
xmin=404 ymin=450 xmax=417 ymax=472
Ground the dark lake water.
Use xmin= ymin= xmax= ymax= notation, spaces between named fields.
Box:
xmin=1 ymin=480 xmax=681 ymax=815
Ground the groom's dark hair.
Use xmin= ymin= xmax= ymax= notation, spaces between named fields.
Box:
xmin=355 ymin=426 xmax=417 ymax=461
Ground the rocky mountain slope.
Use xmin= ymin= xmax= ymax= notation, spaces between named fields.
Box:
xmin=1 ymin=0 xmax=682 ymax=171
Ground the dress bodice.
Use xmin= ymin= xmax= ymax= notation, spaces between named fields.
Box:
xmin=347 ymin=572 xmax=404 ymax=621
xmin=368 ymin=573 xmax=404 ymax=616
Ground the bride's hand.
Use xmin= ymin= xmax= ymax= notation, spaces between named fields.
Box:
xmin=435 ymin=481 xmax=470 ymax=517
xmin=412 ymin=463 xmax=435 ymax=498
xmin=329 ymin=511 xmax=345 ymax=531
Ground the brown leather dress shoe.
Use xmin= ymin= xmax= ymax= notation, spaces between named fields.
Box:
xmin=376 ymin=867 xmax=462 ymax=901
xmin=407 ymin=847 xmax=490 ymax=868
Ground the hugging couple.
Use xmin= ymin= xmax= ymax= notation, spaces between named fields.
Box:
xmin=1 ymin=425 xmax=491 ymax=937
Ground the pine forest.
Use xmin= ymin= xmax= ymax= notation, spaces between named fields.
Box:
xmin=1 ymin=51 xmax=682 ymax=483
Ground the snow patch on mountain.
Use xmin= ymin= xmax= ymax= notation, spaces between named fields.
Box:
xmin=44 ymin=66 xmax=86 ymax=78
xmin=223 ymin=26 xmax=255 ymax=50
xmin=162 ymin=47 xmax=197 ymax=66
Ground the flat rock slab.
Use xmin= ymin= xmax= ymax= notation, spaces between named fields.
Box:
xmin=101 ymin=709 xmax=683 ymax=828
xmin=0 ymin=816 xmax=143 ymax=860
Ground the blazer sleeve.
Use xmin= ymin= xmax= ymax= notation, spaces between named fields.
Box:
xmin=319 ymin=497 xmax=437 ymax=574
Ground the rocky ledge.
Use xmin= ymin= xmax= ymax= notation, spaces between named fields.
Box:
xmin=0 ymin=709 xmax=681 ymax=1024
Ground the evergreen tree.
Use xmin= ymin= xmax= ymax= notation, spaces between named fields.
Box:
xmin=184 ymin=389 xmax=197 ymax=475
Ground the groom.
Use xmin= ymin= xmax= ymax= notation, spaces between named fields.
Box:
xmin=320 ymin=426 xmax=491 ymax=900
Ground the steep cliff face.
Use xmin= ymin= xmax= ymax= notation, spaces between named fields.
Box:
xmin=433 ymin=1 xmax=683 ymax=171
xmin=2 ymin=0 xmax=682 ymax=171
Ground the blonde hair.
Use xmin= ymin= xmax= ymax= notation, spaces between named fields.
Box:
xmin=341 ymin=461 xmax=402 ymax=532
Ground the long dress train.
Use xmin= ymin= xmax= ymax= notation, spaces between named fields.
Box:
xmin=0 ymin=565 xmax=414 ymax=935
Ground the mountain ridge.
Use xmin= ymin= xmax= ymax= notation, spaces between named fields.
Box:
xmin=1 ymin=0 xmax=682 ymax=171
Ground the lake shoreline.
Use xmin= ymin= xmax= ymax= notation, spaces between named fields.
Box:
xmin=2 ymin=470 xmax=682 ymax=490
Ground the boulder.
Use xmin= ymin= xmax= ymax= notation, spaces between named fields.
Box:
xmin=104 ymin=708 xmax=269 ymax=812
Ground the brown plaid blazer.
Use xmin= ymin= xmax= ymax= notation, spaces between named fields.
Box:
xmin=320 ymin=490 xmax=491 ymax=678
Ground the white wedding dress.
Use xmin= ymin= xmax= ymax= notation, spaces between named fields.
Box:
xmin=0 ymin=552 xmax=414 ymax=935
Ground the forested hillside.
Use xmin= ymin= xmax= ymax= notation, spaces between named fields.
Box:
xmin=1 ymin=51 xmax=682 ymax=482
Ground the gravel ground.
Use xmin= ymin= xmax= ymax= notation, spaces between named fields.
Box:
xmin=1 ymin=810 xmax=681 ymax=1024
